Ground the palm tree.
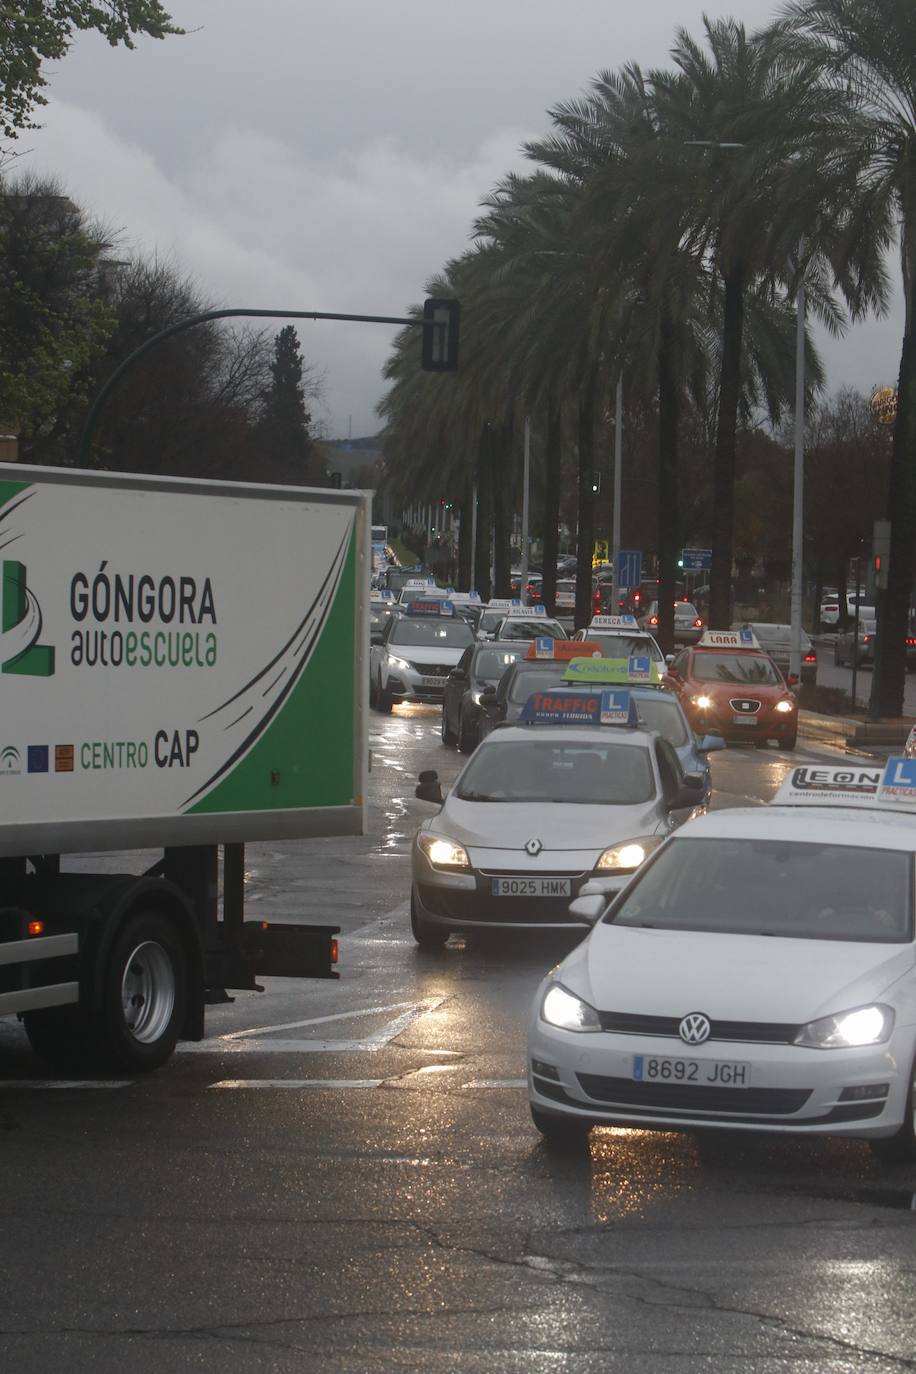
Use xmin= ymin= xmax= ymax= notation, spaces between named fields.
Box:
xmin=778 ymin=0 xmax=916 ymax=715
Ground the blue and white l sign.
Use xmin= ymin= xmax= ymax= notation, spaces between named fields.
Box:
xmin=879 ymin=757 xmax=916 ymax=808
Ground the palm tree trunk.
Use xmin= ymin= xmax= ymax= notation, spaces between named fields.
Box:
xmin=473 ymin=426 xmax=492 ymax=602
xmin=656 ymin=308 xmax=680 ymax=657
xmin=456 ymin=482 xmax=473 ymax=591
xmin=575 ymin=369 xmax=597 ymax=629
xmin=708 ymin=268 xmax=744 ymax=630
xmin=491 ymin=422 xmax=513 ymax=597
xmin=871 ymin=274 xmax=916 ymax=717
xmin=541 ymin=393 xmax=562 ymax=615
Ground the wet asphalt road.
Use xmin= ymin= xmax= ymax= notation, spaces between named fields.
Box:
xmin=1 ymin=706 xmax=914 ymax=1373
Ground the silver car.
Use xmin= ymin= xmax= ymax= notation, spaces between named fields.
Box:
xmin=370 ymin=607 xmax=474 ymax=712
xmin=410 ymin=715 xmax=704 ymax=947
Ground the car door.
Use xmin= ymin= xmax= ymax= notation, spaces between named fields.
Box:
xmin=445 ymin=648 xmax=472 ymax=732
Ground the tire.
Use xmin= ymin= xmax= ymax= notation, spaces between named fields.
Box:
xmin=369 ymin=672 xmax=377 ymax=707
xmin=376 ymin=674 xmax=392 ymax=714
xmin=98 ymin=912 xmax=188 ymax=1072
xmin=530 ymin=1104 xmax=592 ymax=1149
xmin=779 ymin=730 xmax=797 ymax=750
xmin=23 ymin=1005 xmax=102 ymax=1072
xmin=870 ymin=1059 xmax=916 ymax=1164
xmin=441 ymin=704 xmax=457 ymax=747
xmin=457 ymin=708 xmax=476 ymax=754
xmin=410 ymin=891 xmax=448 ymax=949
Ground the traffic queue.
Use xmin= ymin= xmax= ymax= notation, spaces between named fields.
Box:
xmin=372 ymin=588 xmax=916 ymax=1161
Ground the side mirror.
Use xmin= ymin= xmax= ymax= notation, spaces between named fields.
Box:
xmin=669 ymin=772 xmax=705 ymax=810
xmin=415 ymin=769 xmax=443 ymax=805
xmin=568 ymin=893 xmax=606 ymax=924
xmin=449 ymin=667 xmax=467 ymax=680
xmin=697 ymin=733 xmax=726 ymax=753
xmin=370 ymin=631 xmax=384 ymax=646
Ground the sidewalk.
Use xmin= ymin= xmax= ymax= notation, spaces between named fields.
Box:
xmin=800 ymin=710 xmax=916 ymax=749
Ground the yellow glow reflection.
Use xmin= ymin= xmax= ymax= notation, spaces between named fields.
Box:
xmin=588 ymin=1129 xmax=699 ymax=1221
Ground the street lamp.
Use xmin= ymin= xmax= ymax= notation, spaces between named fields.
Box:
xmin=789 ymin=245 xmax=807 ymax=685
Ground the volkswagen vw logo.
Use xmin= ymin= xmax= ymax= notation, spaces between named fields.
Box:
xmin=678 ymin=1012 xmax=711 ymax=1045
xmin=524 ymin=838 xmax=543 ymax=857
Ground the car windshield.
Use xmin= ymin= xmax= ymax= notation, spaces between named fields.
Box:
xmin=473 ymin=647 xmax=523 ymax=681
xmin=507 ymin=664 xmax=567 ymax=703
xmin=370 ymin=606 xmax=394 ymax=631
xmin=691 ymin=652 xmax=781 ymax=685
xmin=499 ymin=620 xmax=567 ymax=642
xmin=633 ymin=695 xmax=689 ymax=747
xmin=390 ymin=619 xmax=474 ymax=647
xmin=609 ymin=837 xmax=914 ymax=942
xmin=591 ymin=633 xmax=663 ymax=662
xmin=455 ymin=739 xmax=655 ymax=804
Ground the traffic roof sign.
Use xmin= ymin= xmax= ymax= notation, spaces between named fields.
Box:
xmin=563 ymin=656 xmax=662 ymax=686
xmin=698 ymin=629 xmax=761 ymax=650
xmin=519 ymin=688 xmax=638 ymax=727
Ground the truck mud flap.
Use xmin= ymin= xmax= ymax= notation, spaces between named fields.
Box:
xmin=243 ymin=921 xmax=339 ymax=979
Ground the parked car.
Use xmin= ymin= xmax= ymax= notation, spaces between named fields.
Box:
xmin=834 ymin=619 xmax=878 ymax=667
xmin=821 ymin=592 xmax=874 ymax=628
xmin=734 ymin=622 xmax=817 ymax=686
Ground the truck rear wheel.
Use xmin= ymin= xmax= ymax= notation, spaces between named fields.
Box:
xmin=100 ymin=912 xmax=188 ymax=1072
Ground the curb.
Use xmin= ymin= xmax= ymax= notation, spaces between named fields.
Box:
xmin=800 ymin=710 xmax=915 ymax=749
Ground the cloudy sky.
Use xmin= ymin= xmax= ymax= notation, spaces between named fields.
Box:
xmin=23 ymin=0 xmax=904 ymax=439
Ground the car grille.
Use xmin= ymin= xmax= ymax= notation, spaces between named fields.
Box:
xmin=409 ymin=662 xmax=454 ymax=676
xmin=729 ymin=698 xmax=761 ymax=713
xmin=576 ymin=1075 xmax=811 ymax=1115
xmin=596 ymin=1012 xmax=801 ymax=1044
xmin=418 ymin=871 xmax=587 ymax=925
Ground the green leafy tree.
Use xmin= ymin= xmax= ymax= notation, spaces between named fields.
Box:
xmin=253 ymin=324 xmax=325 ymax=485
xmin=0 ymin=1 xmax=182 ymax=141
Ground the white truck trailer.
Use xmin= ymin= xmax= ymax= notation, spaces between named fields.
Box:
xmin=0 ymin=464 xmax=368 ymax=1071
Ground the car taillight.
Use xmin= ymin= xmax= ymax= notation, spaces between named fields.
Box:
xmin=907 ymin=638 xmax=916 ymax=647
xmin=694 ymin=619 xmax=703 ymax=628
xmin=803 ymin=653 xmax=816 ymax=662
xmin=650 ymin=616 xmax=658 ymax=626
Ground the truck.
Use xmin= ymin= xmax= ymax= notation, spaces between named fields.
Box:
xmin=0 ymin=464 xmax=368 ymax=1072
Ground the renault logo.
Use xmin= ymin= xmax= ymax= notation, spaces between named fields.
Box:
xmin=678 ymin=1012 xmax=711 ymax=1045
xmin=524 ymin=838 xmax=543 ymax=857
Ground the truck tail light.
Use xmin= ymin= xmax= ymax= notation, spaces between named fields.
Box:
xmin=330 ymin=937 xmax=339 ymax=965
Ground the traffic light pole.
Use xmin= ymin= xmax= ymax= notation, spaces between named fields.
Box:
xmin=77 ymin=301 xmax=459 ymax=467
xmin=611 ymin=373 xmax=623 ymax=613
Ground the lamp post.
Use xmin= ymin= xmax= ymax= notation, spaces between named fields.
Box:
xmin=610 ymin=374 xmax=623 ymax=613
xmin=519 ymin=416 xmax=531 ymax=605
xmin=789 ymin=248 xmax=806 ymax=684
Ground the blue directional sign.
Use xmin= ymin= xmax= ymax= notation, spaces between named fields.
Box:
xmin=681 ymin=548 xmax=712 ymax=571
xmin=617 ymin=549 xmax=642 ymax=589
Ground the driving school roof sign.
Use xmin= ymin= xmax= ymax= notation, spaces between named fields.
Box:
xmin=563 ymin=655 xmax=662 ymax=685
xmin=406 ymin=599 xmax=454 ymax=617
xmin=698 ymin=629 xmax=760 ymax=650
xmin=773 ymin=764 xmax=883 ymax=806
xmin=520 ymin=689 xmax=638 ymax=726
xmin=590 ymin=614 xmax=638 ymax=628
xmin=878 ymin=758 xmax=916 ymax=809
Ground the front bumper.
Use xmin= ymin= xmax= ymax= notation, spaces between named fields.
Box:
xmin=412 ymin=851 xmax=631 ymax=933
xmin=383 ymin=663 xmax=451 ymax=703
xmin=528 ymin=1015 xmax=914 ymax=1138
xmin=687 ymin=704 xmax=797 ymax=742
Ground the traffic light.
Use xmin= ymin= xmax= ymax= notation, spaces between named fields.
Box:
xmin=591 ymin=471 xmax=602 ymax=495
xmin=873 ymin=519 xmax=890 ymax=590
xmin=421 ymin=298 xmax=461 ymax=372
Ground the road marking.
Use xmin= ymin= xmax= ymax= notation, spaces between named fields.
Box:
xmin=0 ymin=1080 xmax=133 ymax=1090
xmin=209 ymin=1079 xmax=385 ymax=1090
xmin=463 ymin=1078 xmax=527 ymax=1089
xmin=179 ymin=996 xmax=447 ymax=1055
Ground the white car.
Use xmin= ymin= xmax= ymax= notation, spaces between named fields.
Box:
xmin=529 ymin=759 xmax=916 ymax=1161
xmin=572 ymin=616 xmax=664 ymax=664
xmin=411 ymin=689 xmax=705 ymax=947
xmin=370 ymin=603 xmax=474 ymax=711
xmin=494 ymin=612 xmax=568 ymax=642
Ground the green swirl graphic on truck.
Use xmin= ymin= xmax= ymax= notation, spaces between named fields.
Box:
xmin=1 ymin=560 xmax=55 ymax=677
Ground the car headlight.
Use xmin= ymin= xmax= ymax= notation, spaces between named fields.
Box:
xmin=541 ymin=983 xmax=601 ymax=1033
xmin=417 ymin=833 xmax=470 ymax=871
xmin=387 ymin=654 xmax=412 ymax=673
xmin=794 ymin=1004 xmax=894 ymax=1049
xmin=596 ymin=835 xmax=663 ymax=873
xmin=692 ymin=694 xmax=713 ymax=710
xmin=775 ymin=699 xmax=795 ymax=714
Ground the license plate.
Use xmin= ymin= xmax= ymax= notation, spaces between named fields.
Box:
xmin=421 ymin=676 xmax=447 ymax=686
xmin=731 ymin=715 xmax=758 ymax=725
xmin=632 ymin=1054 xmax=749 ymax=1087
xmin=490 ymin=877 xmax=572 ymax=897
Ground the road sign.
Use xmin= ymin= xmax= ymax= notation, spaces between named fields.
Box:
xmin=681 ymin=548 xmax=712 ymax=571
xmin=616 ymin=549 xmax=642 ymax=589
xmin=593 ymin=539 xmax=609 ymax=565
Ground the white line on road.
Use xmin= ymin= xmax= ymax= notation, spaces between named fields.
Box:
xmin=0 ymin=1080 xmax=133 ymax=1090
xmin=463 ymin=1078 xmax=527 ymax=1089
xmin=178 ymin=996 xmax=447 ymax=1055
xmin=209 ymin=1079 xmax=385 ymax=1090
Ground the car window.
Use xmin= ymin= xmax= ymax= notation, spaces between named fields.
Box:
xmin=389 ymin=619 xmax=474 ymax=647
xmin=676 ymin=603 xmax=699 ymax=618
xmin=691 ymin=653 xmax=781 ymax=685
xmin=472 ymin=647 xmax=523 ymax=681
xmin=455 ymin=740 xmax=655 ymax=804
xmin=610 ymin=837 xmax=914 ymax=942
xmin=635 ymin=695 xmax=689 ymax=747
xmin=592 ymin=633 xmax=664 ymax=662
xmin=506 ymin=664 xmax=568 ymax=703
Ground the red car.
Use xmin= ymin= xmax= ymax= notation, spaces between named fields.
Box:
xmin=664 ymin=632 xmax=799 ymax=749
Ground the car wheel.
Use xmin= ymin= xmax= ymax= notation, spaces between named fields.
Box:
xmin=441 ymin=706 xmax=457 ymax=747
xmin=410 ymin=891 xmax=448 ymax=949
xmin=457 ymin=708 xmax=476 ymax=754
xmin=376 ymin=674 xmax=392 ymax=714
xmin=779 ymin=730 xmax=797 ymax=750
xmin=369 ymin=672 xmax=377 ymax=707
xmin=530 ymin=1104 xmax=592 ymax=1149
xmin=870 ymin=1057 xmax=916 ymax=1164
